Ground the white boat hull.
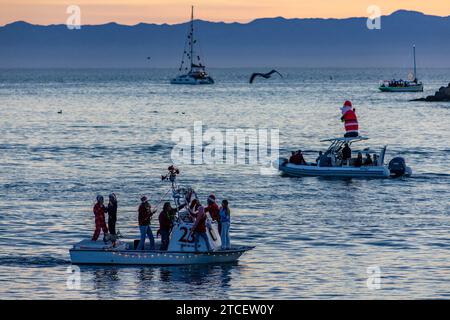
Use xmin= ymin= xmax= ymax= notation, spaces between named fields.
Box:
xmin=170 ymin=75 xmax=214 ymax=85
xmin=70 ymin=247 xmax=251 ymax=265
xmin=379 ymin=84 xmax=423 ymax=92
xmin=277 ymin=160 xmax=391 ymax=178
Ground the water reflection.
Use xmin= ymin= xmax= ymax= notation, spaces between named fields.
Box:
xmin=77 ymin=263 xmax=236 ymax=299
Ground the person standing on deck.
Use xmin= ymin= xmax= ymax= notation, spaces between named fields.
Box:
xmin=158 ymin=202 xmax=186 ymax=251
xmin=188 ymin=198 xmax=200 ymax=222
xmin=190 ymin=206 xmax=212 ymax=252
xmin=342 ymin=143 xmax=352 ymax=165
xmin=106 ymin=193 xmax=118 ymax=241
xmin=137 ymin=196 xmax=156 ymax=250
xmin=92 ymin=195 xmax=109 ymax=242
xmin=340 ymin=100 xmax=359 ymax=138
xmin=205 ymin=194 xmax=220 ymax=233
xmin=219 ymin=200 xmax=231 ymax=250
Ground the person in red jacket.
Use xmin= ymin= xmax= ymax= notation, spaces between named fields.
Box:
xmin=190 ymin=206 xmax=212 ymax=252
xmin=92 ymin=195 xmax=109 ymax=241
xmin=340 ymin=100 xmax=359 ymax=137
xmin=137 ymin=196 xmax=156 ymax=250
xmin=205 ymin=194 xmax=221 ymax=233
xmin=188 ymin=198 xmax=200 ymax=222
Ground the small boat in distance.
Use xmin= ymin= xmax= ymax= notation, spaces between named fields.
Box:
xmin=276 ymin=136 xmax=412 ymax=178
xmin=379 ymin=45 xmax=423 ymax=92
xmin=170 ymin=6 xmax=214 ymax=85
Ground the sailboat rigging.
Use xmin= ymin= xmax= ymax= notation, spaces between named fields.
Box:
xmin=170 ymin=6 xmax=214 ymax=85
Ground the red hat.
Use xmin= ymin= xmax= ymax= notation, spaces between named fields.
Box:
xmin=343 ymin=100 xmax=352 ymax=107
xmin=208 ymin=194 xmax=216 ymax=201
xmin=141 ymin=196 xmax=148 ymax=202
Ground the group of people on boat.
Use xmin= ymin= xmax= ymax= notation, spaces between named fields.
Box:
xmin=289 ymin=145 xmax=379 ymax=168
xmin=92 ymin=193 xmax=118 ymax=244
xmin=384 ymin=79 xmax=417 ymax=87
xmin=289 ymin=150 xmax=307 ymax=165
xmin=182 ymin=193 xmax=231 ymax=251
xmin=91 ymin=191 xmax=232 ymax=252
xmin=339 ymin=144 xmax=379 ymax=167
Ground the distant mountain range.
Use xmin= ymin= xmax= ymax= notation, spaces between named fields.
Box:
xmin=1 ymin=10 xmax=449 ymax=68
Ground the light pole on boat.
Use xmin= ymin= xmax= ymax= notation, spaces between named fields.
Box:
xmin=413 ymin=44 xmax=417 ymax=82
xmin=190 ymin=6 xmax=194 ymax=70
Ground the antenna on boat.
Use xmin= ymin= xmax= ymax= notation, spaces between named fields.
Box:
xmin=190 ymin=5 xmax=194 ymax=70
xmin=161 ymin=165 xmax=180 ymax=190
xmin=161 ymin=165 xmax=184 ymax=212
xmin=413 ymin=44 xmax=417 ymax=81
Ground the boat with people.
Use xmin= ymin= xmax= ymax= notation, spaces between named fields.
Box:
xmin=379 ymin=45 xmax=423 ymax=92
xmin=70 ymin=166 xmax=253 ymax=265
xmin=276 ymin=136 xmax=412 ymax=178
xmin=170 ymin=6 xmax=214 ymax=85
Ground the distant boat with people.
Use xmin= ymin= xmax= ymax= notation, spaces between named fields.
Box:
xmin=379 ymin=45 xmax=423 ymax=92
xmin=170 ymin=6 xmax=214 ymax=85
xmin=276 ymin=136 xmax=412 ymax=178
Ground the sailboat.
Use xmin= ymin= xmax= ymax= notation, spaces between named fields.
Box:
xmin=170 ymin=6 xmax=214 ymax=85
xmin=379 ymin=45 xmax=423 ymax=92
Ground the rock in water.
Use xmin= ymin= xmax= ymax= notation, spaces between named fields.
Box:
xmin=412 ymin=82 xmax=450 ymax=102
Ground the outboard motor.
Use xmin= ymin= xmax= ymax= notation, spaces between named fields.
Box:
xmin=388 ymin=157 xmax=407 ymax=177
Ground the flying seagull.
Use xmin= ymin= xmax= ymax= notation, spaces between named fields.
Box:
xmin=249 ymin=69 xmax=283 ymax=84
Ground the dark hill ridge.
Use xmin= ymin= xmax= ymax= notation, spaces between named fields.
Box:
xmin=1 ymin=10 xmax=449 ymax=68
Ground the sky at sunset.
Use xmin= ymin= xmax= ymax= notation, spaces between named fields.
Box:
xmin=1 ymin=0 xmax=450 ymax=26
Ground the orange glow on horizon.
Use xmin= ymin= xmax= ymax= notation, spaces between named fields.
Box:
xmin=1 ymin=0 xmax=449 ymax=26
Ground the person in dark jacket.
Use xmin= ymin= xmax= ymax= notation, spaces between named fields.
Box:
xmin=137 ymin=196 xmax=156 ymax=250
xmin=158 ymin=202 xmax=185 ymax=251
xmin=342 ymin=143 xmax=352 ymax=165
xmin=364 ymin=154 xmax=373 ymax=166
xmin=354 ymin=152 xmax=363 ymax=167
xmin=106 ymin=193 xmax=118 ymax=238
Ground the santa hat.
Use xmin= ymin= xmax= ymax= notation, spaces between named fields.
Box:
xmin=208 ymin=194 xmax=216 ymax=202
xmin=343 ymin=100 xmax=352 ymax=107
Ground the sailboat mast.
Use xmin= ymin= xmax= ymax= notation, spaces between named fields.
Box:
xmin=413 ymin=45 xmax=417 ymax=81
xmin=190 ymin=6 xmax=194 ymax=68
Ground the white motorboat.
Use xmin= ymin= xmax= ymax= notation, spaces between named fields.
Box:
xmin=70 ymin=167 xmax=253 ymax=265
xmin=170 ymin=6 xmax=214 ymax=85
xmin=379 ymin=45 xmax=423 ymax=92
xmin=276 ymin=136 xmax=412 ymax=178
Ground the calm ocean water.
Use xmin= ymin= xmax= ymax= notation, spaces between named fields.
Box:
xmin=0 ymin=68 xmax=449 ymax=299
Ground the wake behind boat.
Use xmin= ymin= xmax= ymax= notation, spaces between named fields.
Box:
xmin=70 ymin=167 xmax=253 ymax=265
xmin=170 ymin=6 xmax=214 ymax=85
xmin=276 ymin=136 xmax=412 ymax=179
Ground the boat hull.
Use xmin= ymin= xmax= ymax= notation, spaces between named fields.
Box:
xmin=379 ymin=84 xmax=423 ymax=92
xmin=70 ymin=247 xmax=252 ymax=265
xmin=277 ymin=160 xmax=390 ymax=178
xmin=170 ymin=75 xmax=214 ymax=85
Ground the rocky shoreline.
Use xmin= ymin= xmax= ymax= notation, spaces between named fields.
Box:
xmin=412 ymin=83 xmax=450 ymax=102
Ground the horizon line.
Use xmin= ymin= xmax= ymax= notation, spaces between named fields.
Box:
xmin=2 ymin=9 xmax=449 ymax=28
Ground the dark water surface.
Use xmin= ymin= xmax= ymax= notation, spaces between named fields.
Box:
xmin=0 ymin=68 xmax=449 ymax=299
